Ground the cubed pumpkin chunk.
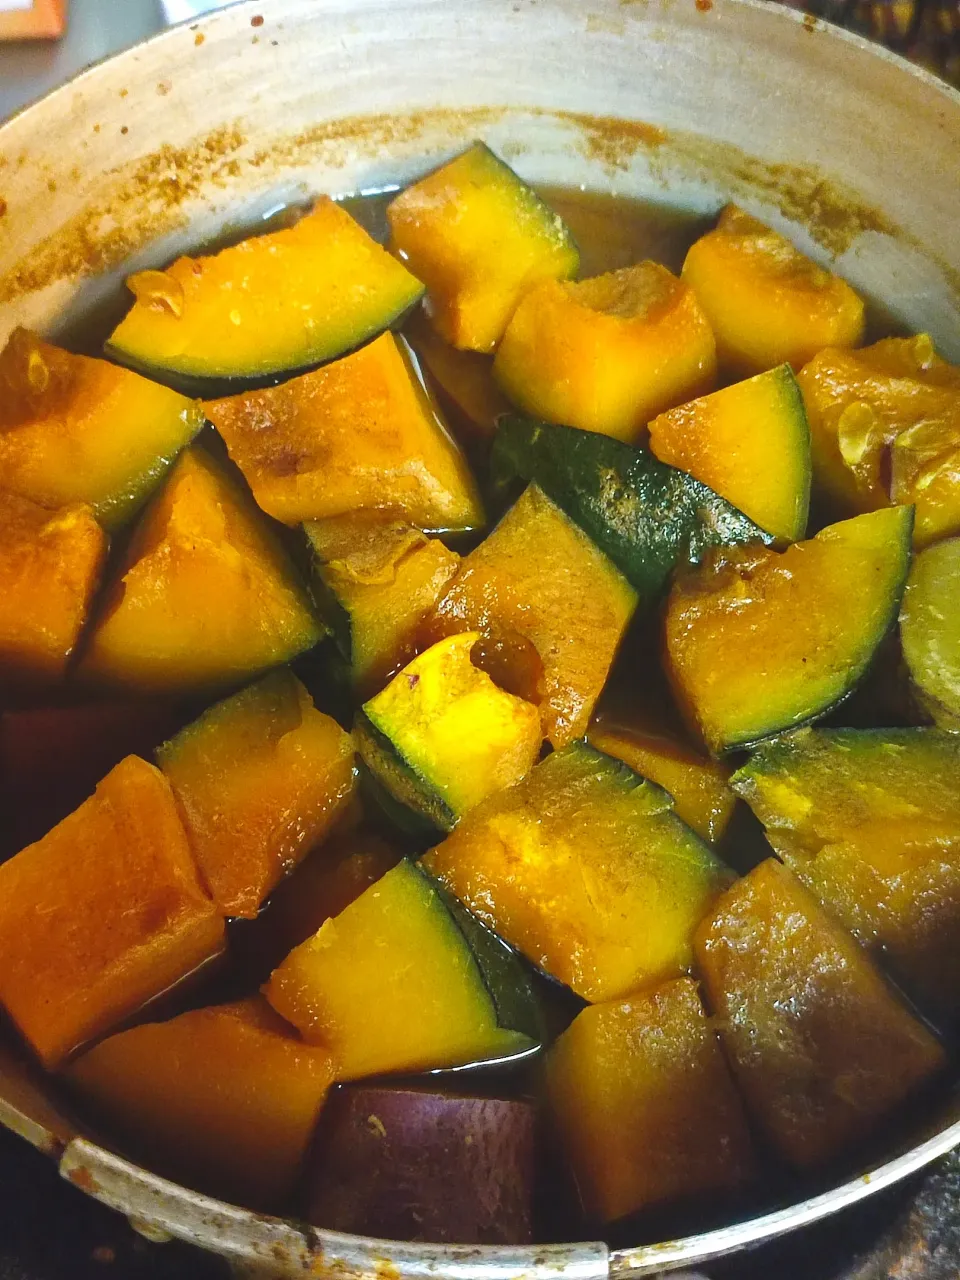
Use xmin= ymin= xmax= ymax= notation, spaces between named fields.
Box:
xmin=387 ymin=142 xmax=579 ymax=353
xmin=157 ymin=671 xmax=357 ymax=918
xmin=665 ymin=506 xmax=913 ymax=754
xmin=493 ymin=263 xmax=717 ymax=442
xmin=265 ymin=858 xmax=539 ymax=1079
xmin=422 ymin=742 xmax=733 ymax=1003
xmin=66 ymin=998 xmax=334 ymax=1209
xmin=545 ymin=978 xmax=756 ymax=1223
xmin=79 ymin=448 xmax=323 ymax=695
xmin=230 ymin=828 xmax=401 ymax=984
xmin=0 ymin=755 xmax=224 ymax=1068
xmin=305 ymin=514 xmax=461 ymax=697
xmin=0 ymin=700 xmax=180 ymax=857
xmin=404 ymin=309 xmax=510 ymax=443
xmin=694 ymin=859 xmax=945 ymax=1169
xmin=107 ymin=198 xmax=424 ymax=386
xmin=356 ymin=633 xmax=542 ymax=832
xmin=796 ymin=335 xmax=960 ymax=548
xmin=205 ymin=332 xmax=483 ymax=531
xmin=648 ymin=365 xmax=811 ymax=542
xmin=588 ymin=721 xmax=735 ymax=843
xmin=901 ymin=537 xmax=960 ymax=729
xmin=423 ymin=484 xmax=637 ymax=747
xmin=0 ymin=329 xmax=202 ymax=529
xmin=682 ymin=206 xmax=865 ymax=377
xmin=732 ymin=728 xmax=960 ymax=1020
xmin=0 ymin=490 xmax=108 ymax=686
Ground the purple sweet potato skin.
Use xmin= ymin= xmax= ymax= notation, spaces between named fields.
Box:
xmin=303 ymin=1085 xmax=536 ymax=1244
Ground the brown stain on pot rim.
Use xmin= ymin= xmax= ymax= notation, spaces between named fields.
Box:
xmin=0 ymin=106 xmax=939 ymax=313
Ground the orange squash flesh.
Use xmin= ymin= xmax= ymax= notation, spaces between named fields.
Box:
xmin=264 ymin=859 xmax=533 ymax=1079
xmin=107 ymin=197 xmax=424 ymax=383
xmin=305 ymin=514 xmax=461 ymax=697
xmin=423 ymin=484 xmax=637 ymax=747
xmin=588 ymin=722 xmax=736 ymax=844
xmin=545 ymin=978 xmax=756 ymax=1222
xmin=0 ymin=755 xmax=225 ymax=1068
xmin=796 ymin=335 xmax=960 ymax=547
xmin=423 ymin=742 xmax=733 ymax=1004
xmin=205 ymin=332 xmax=483 ymax=531
xmin=78 ymin=448 xmax=323 ymax=695
xmin=157 ymin=670 xmax=357 ymax=918
xmin=493 ymin=263 xmax=717 ymax=442
xmin=404 ymin=308 xmax=511 ymax=444
xmin=0 ymin=329 xmax=202 ymax=530
xmin=386 ymin=142 xmax=579 ymax=354
xmin=66 ymin=998 xmax=335 ymax=1209
xmin=682 ymin=206 xmax=865 ymax=378
xmin=648 ymin=364 xmax=811 ymax=542
xmin=0 ymin=490 xmax=108 ymax=686
xmin=694 ymin=859 xmax=945 ymax=1170
xmin=664 ymin=506 xmax=913 ymax=754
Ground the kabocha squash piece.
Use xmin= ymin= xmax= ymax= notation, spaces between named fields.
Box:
xmin=648 ymin=365 xmax=811 ymax=542
xmin=682 ymin=206 xmax=865 ymax=377
xmin=0 ymin=700 xmax=180 ymax=857
xmin=732 ymin=728 xmax=960 ymax=1020
xmin=67 ymin=998 xmax=335 ymax=1209
xmin=491 ymin=417 xmax=773 ymax=604
xmin=796 ymin=335 xmax=960 ymax=547
xmin=107 ymin=198 xmax=424 ymax=388
xmin=230 ymin=828 xmax=401 ymax=984
xmin=305 ymin=1085 xmax=536 ymax=1244
xmin=356 ymin=633 xmax=542 ymax=834
xmin=157 ymin=671 xmax=357 ymax=919
xmin=423 ymin=484 xmax=636 ymax=747
xmin=588 ymin=721 xmax=735 ymax=843
xmin=664 ymin=506 xmax=914 ymax=754
xmin=0 ymin=330 xmax=203 ymax=530
xmin=0 ymin=491 xmax=108 ymax=686
xmin=305 ymin=513 xmax=461 ymax=697
xmin=0 ymin=755 xmax=224 ymax=1069
xmin=493 ymin=262 xmax=717 ymax=442
xmin=387 ymin=142 xmax=579 ymax=353
xmin=901 ymin=538 xmax=960 ymax=728
xmin=545 ymin=978 xmax=756 ymax=1223
xmin=205 ymin=332 xmax=483 ymax=531
xmin=422 ymin=742 xmax=733 ymax=1003
xmin=265 ymin=858 xmax=540 ymax=1079
xmin=79 ymin=448 xmax=323 ymax=695
xmin=695 ymin=859 xmax=945 ymax=1170
xmin=404 ymin=309 xmax=510 ymax=444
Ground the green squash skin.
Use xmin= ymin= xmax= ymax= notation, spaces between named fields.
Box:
xmin=354 ymin=710 xmax=457 ymax=835
xmin=490 ymin=417 xmax=774 ymax=603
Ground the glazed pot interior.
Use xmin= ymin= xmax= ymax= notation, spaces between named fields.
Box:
xmin=1 ymin=0 xmax=960 ymax=1275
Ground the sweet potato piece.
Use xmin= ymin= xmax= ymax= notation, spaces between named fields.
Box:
xmin=157 ymin=671 xmax=357 ymax=918
xmin=305 ymin=1085 xmax=536 ymax=1243
xmin=423 ymin=484 xmax=637 ymax=747
xmin=0 ymin=756 xmax=224 ymax=1068
xmin=545 ymin=978 xmax=756 ymax=1222
xmin=695 ymin=859 xmax=945 ymax=1169
xmin=67 ymin=998 xmax=334 ymax=1209
xmin=0 ymin=490 xmax=107 ymax=686
xmin=79 ymin=448 xmax=323 ymax=695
